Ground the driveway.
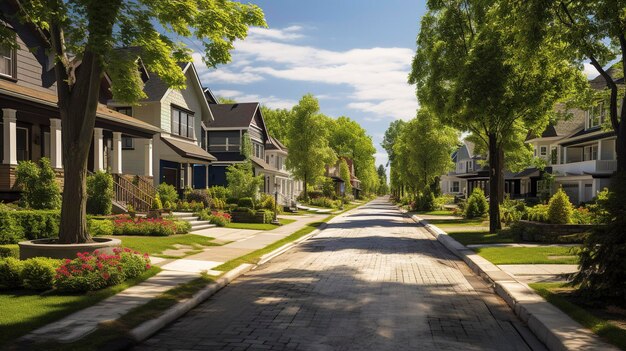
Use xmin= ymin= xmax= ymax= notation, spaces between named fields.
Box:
xmin=136 ymin=198 xmax=544 ymax=350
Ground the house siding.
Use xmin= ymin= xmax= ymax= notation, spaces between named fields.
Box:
xmin=13 ymin=32 xmax=56 ymax=93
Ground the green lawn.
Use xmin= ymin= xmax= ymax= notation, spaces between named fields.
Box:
xmin=0 ymin=267 xmax=160 ymax=347
xmin=530 ymin=282 xmax=626 ymax=350
xmin=225 ymin=218 xmax=296 ymax=231
xmin=448 ymin=230 xmax=516 ymax=245
xmin=416 ymin=210 xmax=457 ymax=216
xmin=474 ymin=246 xmax=580 ymax=264
xmin=426 ymin=218 xmax=489 ymax=233
xmin=114 ymin=234 xmax=219 ymax=258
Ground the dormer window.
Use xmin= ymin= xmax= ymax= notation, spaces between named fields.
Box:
xmin=171 ymin=105 xmax=195 ymax=139
xmin=0 ymin=44 xmax=16 ymax=79
xmin=588 ymin=102 xmax=605 ymax=129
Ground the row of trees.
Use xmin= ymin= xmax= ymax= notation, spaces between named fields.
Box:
xmin=406 ymin=0 xmax=626 ymax=299
xmin=261 ymin=94 xmax=382 ymax=199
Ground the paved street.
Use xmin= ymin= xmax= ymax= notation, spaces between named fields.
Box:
xmin=136 ymin=198 xmax=543 ymax=351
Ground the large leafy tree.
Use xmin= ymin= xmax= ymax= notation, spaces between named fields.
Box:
xmin=409 ymin=0 xmax=585 ymax=232
xmin=285 ymin=94 xmax=336 ymax=200
xmin=261 ymin=106 xmax=294 ymax=145
xmin=393 ymin=110 xmax=458 ymax=197
xmin=0 ymin=0 xmax=265 ymax=243
xmin=377 ymin=164 xmax=389 ymax=195
xmin=381 ymin=119 xmax=406 ymax=197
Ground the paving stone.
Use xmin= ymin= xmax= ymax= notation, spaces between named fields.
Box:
xmin=135 ymin=199 xmax=541 ymax=350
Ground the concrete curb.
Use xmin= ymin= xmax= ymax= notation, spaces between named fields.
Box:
xmin=257 ymin=222 xmax=328 ymax=265
xmin=410 ymin=214 xmax=618 ymax=351
xmin=129 ymin=263 xmax=254 ymax=343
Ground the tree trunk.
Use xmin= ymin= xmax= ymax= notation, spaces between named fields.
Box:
xmin=498 ymin=147 xmax=505 ymax=204
xmin=617 ymin=120 xmax=626 ymax=173
xmin=303 ymin=172 xmax=308 ymax=201
xmin=488 ymin=133 xmax=502 ymax=233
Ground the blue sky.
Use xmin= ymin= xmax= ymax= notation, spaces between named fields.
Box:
xmin=192 ymin=1 xmax=428 ymax=169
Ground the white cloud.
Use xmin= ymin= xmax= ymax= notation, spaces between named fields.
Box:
xmin=583 ymin=62 xmax=598 ymax=79
xmin=374 ymin=152 xmax=389 ymax=167
xmin=193 ymin=26 xmax=419 ymax=120
xmin=213 ymin=89 xmax=297 ymax=110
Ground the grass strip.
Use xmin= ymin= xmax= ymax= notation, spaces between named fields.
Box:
xmin=0 ymin=267 xmax=161 ymax=348
xmin=530 ymin=283 xmax=626 ymax=350
xmin=225 ymin=218 xmax=296 ymax=230
xmin=448 ymin=230 xmax=517 ymax=245
xmin=416 ymin=210 xmax=457 ymax=216
xmin=474 ymin=246 xmax=580 ymax=264
xmin=115 ymin=234 xmax=219 ymax=258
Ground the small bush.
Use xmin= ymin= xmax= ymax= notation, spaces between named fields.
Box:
xmin=525 ymin=204 xmax=549 ymax=222
xmin=21 ymin=257 xmax=60 ymax=290
xmin=152 ymin=193 xmax=163 ymax=210
xmin=173 ymin=220 xmax=192 ymax=234
xmin=464 ymin=188 xmax=488 ymax=219
xmin=238 ymin=197 xmax=255 ymax=209
xmin=0 ymin=257 xmax=23 ymax=289
xmin=307 ymin=190 xmax=324 ymax=200
xmin=87 ymin=170 xmax=113 ymax=215
xmin=212 ymin=198 xmax=225 ymax=210
xmin=0 ymin=210 xmax=60 ymax=244
xmin=434 ymin=194 xmax=455 ymax=210
xmin=186 ymin=190 xmax=212 ymax=208
xmin=197 ymin=210 xmax=232 ymax=227
xmin=0 ymin=244 xmax=19 ymax=258
xmin=207 ymin=186 xmax=230 ymax=201
xmin=500 ymin=197 xmax=527 ymax=225
xmin=163 ymin=200 xmax=173 ymax=210
xmin=414 ymin=191 xmax=436 ymax=211
xmin=0 ymin=211 xmax=24 ymax=244
xmin=226 ymin=197 xmax=239 ymax=205
xmin=88 ymin=219 xmax=114 ymax=236
xmin=157 ymin=183 xmax=179 ymax=205
xmin=547 ymin=188 xmax=573 ymax=224
xmin=15 ymin=158 xmax=61 ymax=210
xmin=258 ymin=193 xmax=277 ymax=211
xmin=308 ymin=196 xmax=340 ymax=209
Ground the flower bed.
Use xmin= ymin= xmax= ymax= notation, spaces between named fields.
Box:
xmin=112 ymin=218 xmax=178 ymax=236
xmin=197 ymin=210 xmax=231 ymax=227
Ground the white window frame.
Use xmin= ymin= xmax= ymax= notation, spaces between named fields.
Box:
xmin=540 ymin=146 xmax=547 ymax=156
xmin=171 ymin=106 xmax=195 ymax=139
xmin=0 ymin=44 xmax=16 ymax=79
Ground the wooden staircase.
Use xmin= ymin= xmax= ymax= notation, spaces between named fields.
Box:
xmin=111 ymin=174 xmax=155 ymax=213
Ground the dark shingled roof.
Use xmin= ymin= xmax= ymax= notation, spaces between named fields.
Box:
xmin=142 ymin=62 xmax=189 ymax=101
xmin=589 ymin=67 xmax=623 ymax=90
xmin=208 ymin=103 xmax=260 ymax=128
xmin=266 ymin=135 xmax=288 ymax=151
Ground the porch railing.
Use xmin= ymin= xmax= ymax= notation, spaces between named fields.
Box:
xmin=111 ymin=174 xmax=155 ymax=213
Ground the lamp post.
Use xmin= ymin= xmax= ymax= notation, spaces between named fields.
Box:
xmin=271 ymin=181 xmax=280 ymax=225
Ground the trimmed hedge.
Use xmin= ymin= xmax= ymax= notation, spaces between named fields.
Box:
xmin=231 ymin=208 xmax=273 ymax=223
xmin=0 ymin=257 xmax=23 ymax=289
xmin=0 ymin=210 xmax=60 ymax=244
xmin=0 ymin=244 xmax=19 ymax=258
xmin=21 ymin=257 xmax=59 ymax=290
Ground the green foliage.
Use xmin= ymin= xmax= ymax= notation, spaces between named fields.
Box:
xmin=174 ymin=220 xmax=192 ymax=234
xmin=500 ymin=197 xmax=527 ymax=225
xmin=338 ymin=159 xmax=353 ymax=196
xmin=157 ymin=183 xmax=179 ymax=205
xmin=0 ymin=257 xmax=23 ymax=289
xmin=0 ymin=211 xmax=22 ymax=244
xmin=15 ymin=158 xmax=61 ymax=210
xmin=207 ymin=186 xmax=230 ymax=201
xmin=226 ymin=161 xmax=263 ymax=199
xmin=377 ymin=164 xmax=389 ymax=195
xmin=186 ymin=190 xmax=212 ymax=208
xmin=0 ymin=210 xmax=60 ymax=244
xmin=526 ymin=204 xmax=549 ymax=222
xmin=258 ymin=193 xmax=276 ymax=211
xmin=286 ymin=95 xmax=336 ymax=199
xmin=547 ymin=188 xmax=573 ymax=224
xmin=20 ymin=257 xmax=60 ymax=291
xmin=414 ymin=190 xmax=436 ymax=212
xmin=0 ymin=244 xmax=19 ymax=258
xmin=86 ymin=170 xmax=113 ymax=215
xmin=113 ymin=218 xmax=179 ymax=236
xmin=197 ymin=210 xmax=231 ymax=227
xmin=319 ymin=178 xmax=336 ymax=198
xmin=464 ymin=188 xmax=488 ymax=219
xmin=237 ymin=197 xmax=255 ymax=209
xmin=152 ymin=193 xmax=163 ymax=210
xmin=88 ymin=219 xmax=114 ymax=236
xmin=308 ymin=197 xmax=342 ymax=209
xmin=261 ymin=106 xmax=293 ymax=144
xmin=574 ymin=172 xmax=626 ymax=300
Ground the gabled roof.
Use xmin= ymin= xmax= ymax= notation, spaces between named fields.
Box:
xmin=203 ymin=87 xmax=218 ymax=104
xmin=266 ymin=135 xmax=287 ymax=152
xmin=589 ymin=67 xmax=623 ymax=90
xmin=208 ymin=103 xmax=260 ymax=128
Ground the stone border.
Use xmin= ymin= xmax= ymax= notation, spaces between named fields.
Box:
xmin=411 ymin=214 xmax=618 ymax=351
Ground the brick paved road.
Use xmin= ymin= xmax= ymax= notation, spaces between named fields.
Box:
xmin=136 ymin=198 xmax=544 ymax=351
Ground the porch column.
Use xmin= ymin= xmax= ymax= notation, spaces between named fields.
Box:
xmin=111 ymin=132 xmax=122 ymax=174
xmin=2 ymin=108 xmax=17 ymax=165
xmin=597 ymin=141 xmax=602 ymax=160
xmin=144 ymin=137 xmax=153 ymax=177
xmin=205 ymin=164 xmax=209 ymax=188
xmin=49 ymin=118 xmax=62 ymax=169
xmin=93 ymin=128 xmax=104 ymax=171
xmin=592 ymin=179 xmax=597 ymax=198
xmin=578 ymin=180 xmax=584 ymax=204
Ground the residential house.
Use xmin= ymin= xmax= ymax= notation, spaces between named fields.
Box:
xmin=205 ymin=102 xmax=302 ymax=204
xmin=106 ymin=52 xmax=217 ymax=191
xmin=0 ymin=8 xmax=160 ymax=207
xmin=325 ymin=157 xmax=361 ymax=198
xmin=521 ymin=70 xmax=622 ymax=204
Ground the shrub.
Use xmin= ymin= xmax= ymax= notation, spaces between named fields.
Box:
xmin=547 ymin=188 xmax=573 ymax=224
xmin=414 ymin=191 xmax=436 ymax=211
xmin=212 ymin=198 xmax=225 ymax=210
xmin=525 ymin=204 xmax=549 ymax=222
xmin=189 ymin=201 xmax=205 ymax=212
xmin=207 ymin=186 xmax=230 ymax=201
xmin=308 ymin=196 xmax=341 ymax=209
xmin=0 ymin=257 xmax=23 ymax=289
xmin=0 ymin=210 xmax=61 ymax=244
xmin=258 ymin=193 xmax=276 ymax=211
xmin=0 ymin=244 xmax=19 ymax=258
xmin=21 ymin=257 xmax=60 ymax=290
xmin=500 ymin=197 xmax=527 ymax=225
xmin=307 ymin=190 xmax=324 ymax=200
xmin=186 ymin=190 xmax=212 ymax=208
xmin=464 ymin=188 xmax=488 ymax=219
xmin=157 ymin=183 xmax=179 ymax=205
xmin=55 ymin=248 xmax=150 ymax=292
xmin=152 ymin=193 xmax=163 ymax=210
xmin=226 ymin=197 xmax=239 ymax=205
xmin=15 ymin=158 xmax=61 ymax=210
xmin=197 ymin=210 xmax=231 ymax=227
xmin=88 ymin=219 xmax=114 ymax=236
xmin=571 ymin=207 xmax=593 ymax=225
xmin=238 ymin=197 xmax=255 ymax=209
xmin=112 ymin=218 xmax=177 ymax=236
xmin=86 ymin=170 xmax=113 ymax=215
xmin=226 ymin=161 xmax=264 ymax=199
xmin=0 ymin=211 xmax=24 ymax=244
xmin=174 ymin=220 xmax=192 ymax=234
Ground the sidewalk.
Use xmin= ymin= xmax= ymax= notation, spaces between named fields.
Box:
xmin=20 ymin=213 xmax=326 ymax=344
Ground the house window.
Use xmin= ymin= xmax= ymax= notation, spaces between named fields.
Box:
xmin=253 ymin=142 xmax=264 ymax=159
xmin=451 ymin=181 xmax=460 ymax=193
xmin=583 ymin=144 xmax=598 ymax=161
xmin=115 ymin=106 xmax=132 ymax=116
xmin=16 ymin=127 xmax=28 ymax=161
xmin=540 ymin=146 xmax=547 ymax=156
xmin=0 ymin=44 xmax=16 ymax=79
xmin=122 ymin=137 xmax=134 ymax=149
xmin=588 ymin=102 xmax=605 ymax=129
xmin=171 ymin=106 xmax=194 ymax=139
xmin=208 ymin=131 xmax=241 ymax=152
xmin=551 ymin=146 xmax=558 ymax=164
